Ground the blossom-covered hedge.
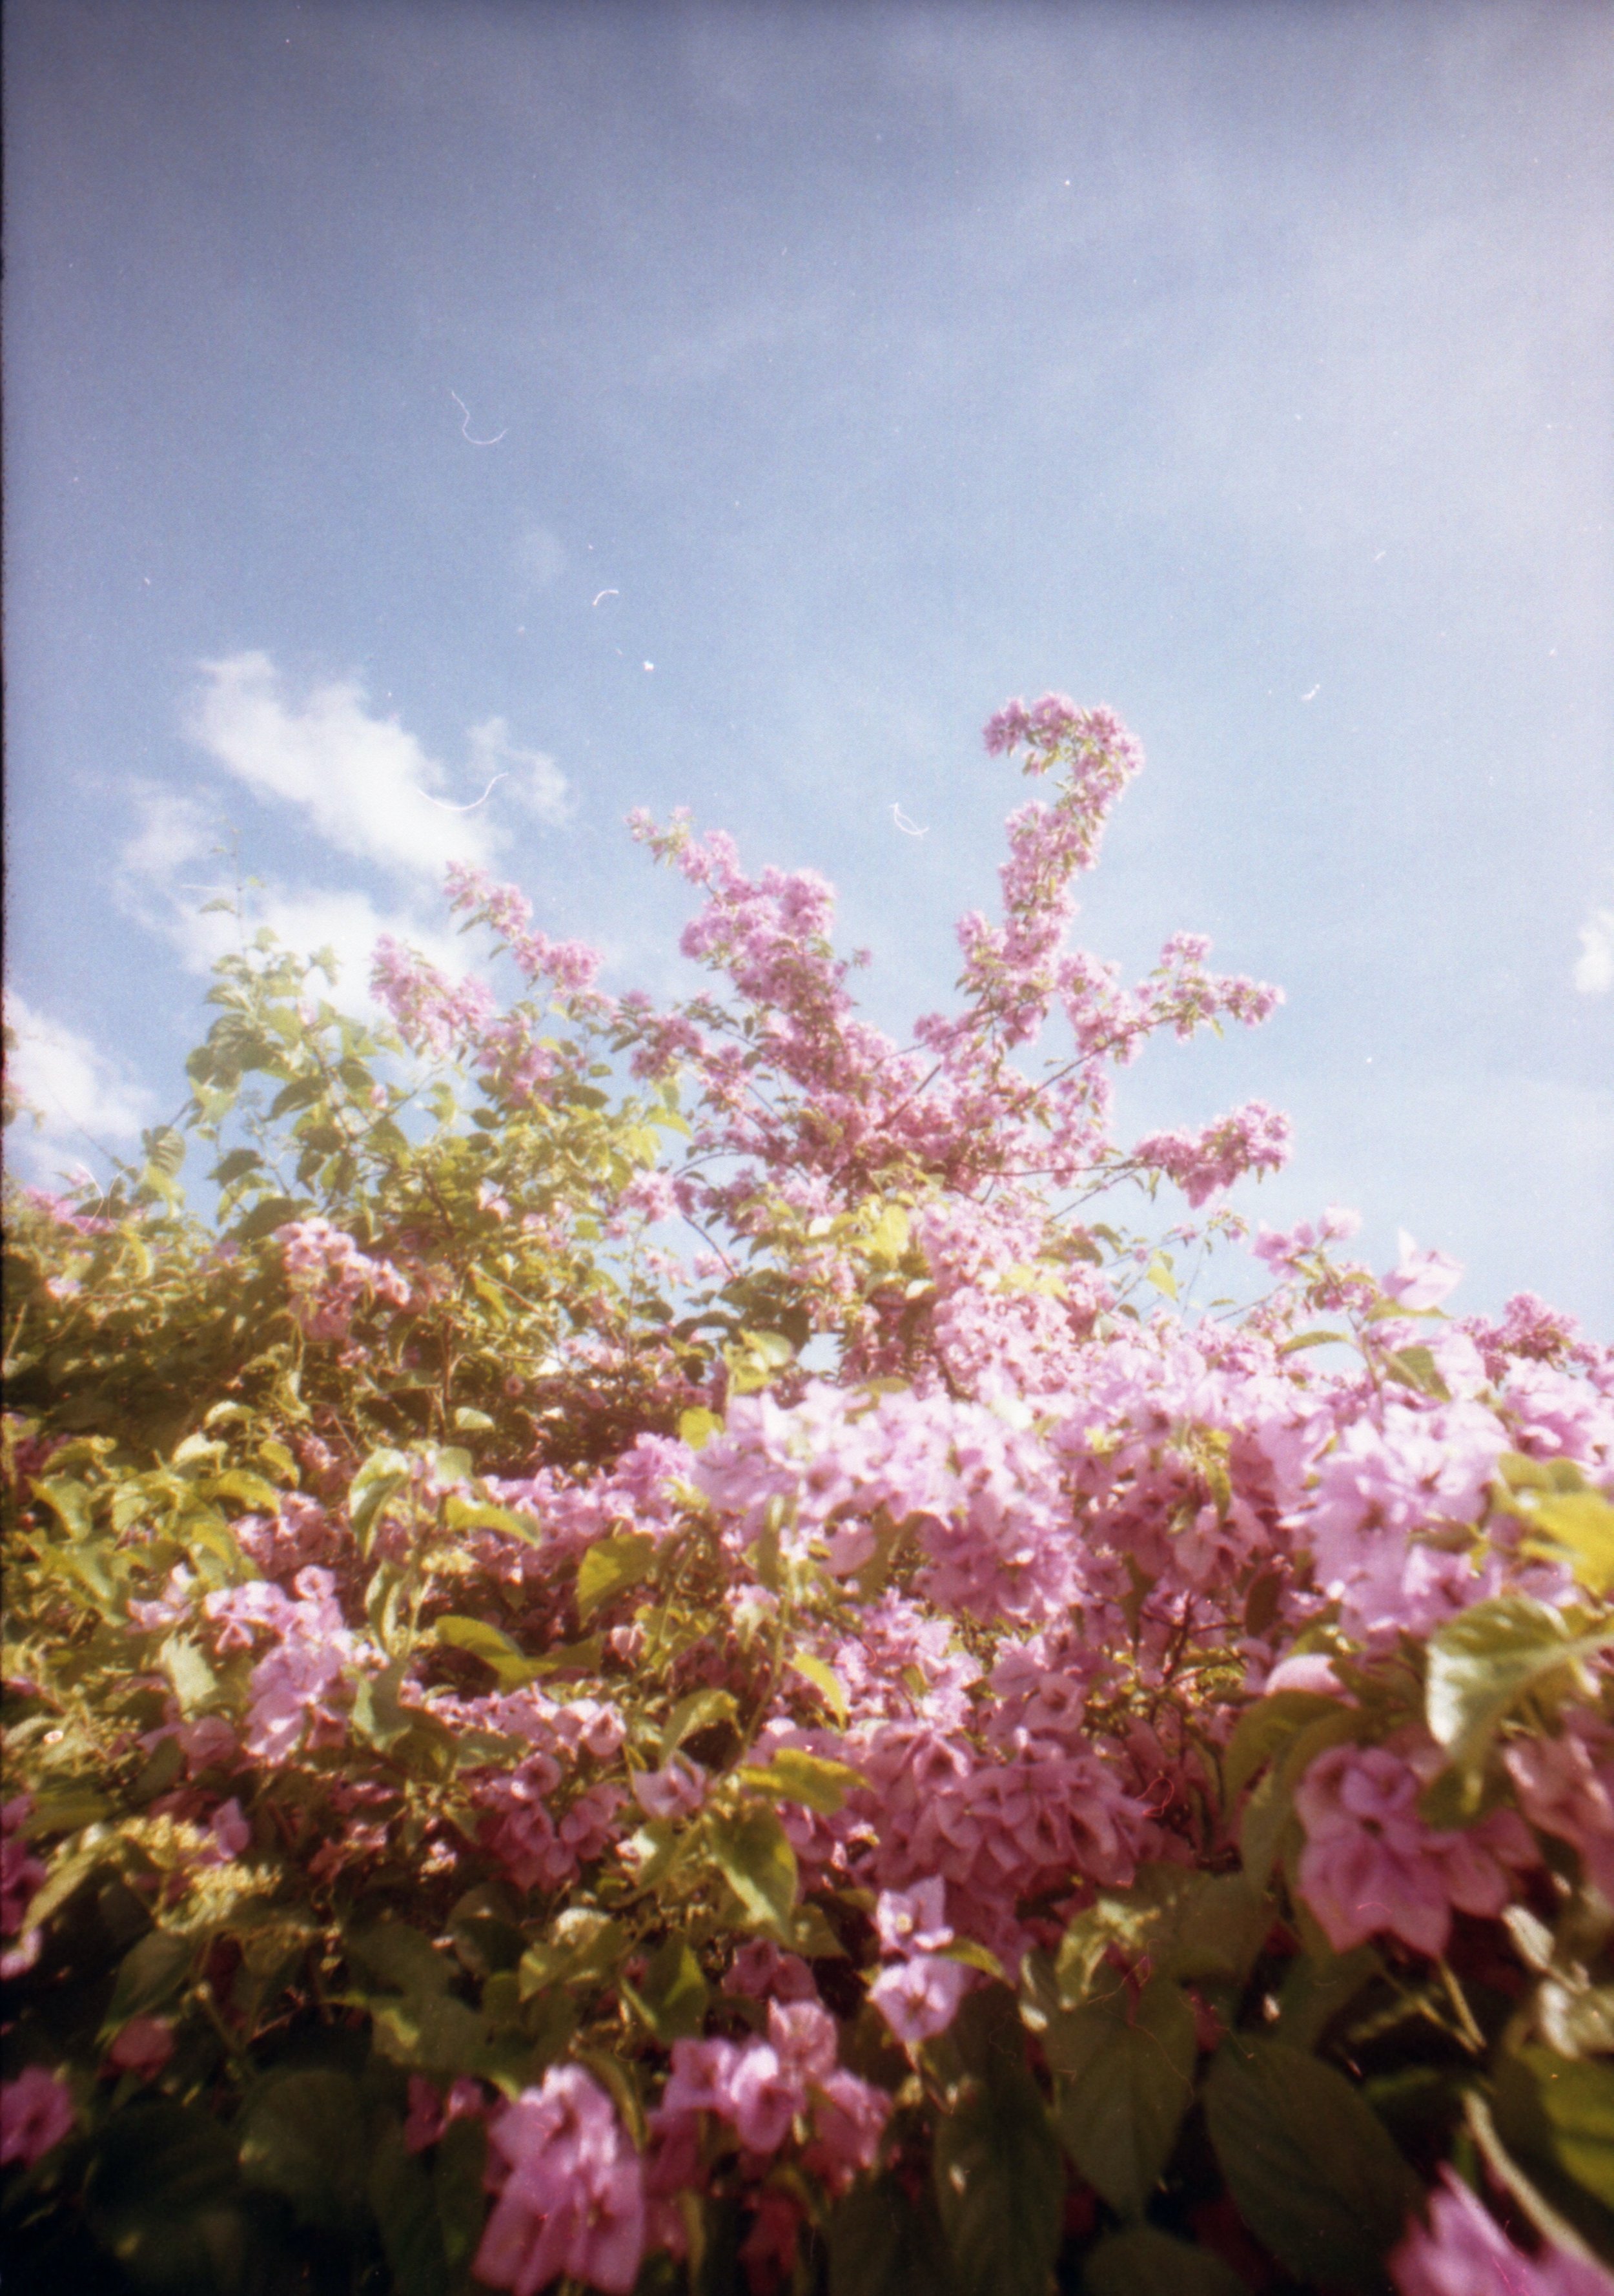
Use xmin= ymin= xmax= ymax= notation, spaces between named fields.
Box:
xmin=3 ymin=697 xmax=1611 ymax=2296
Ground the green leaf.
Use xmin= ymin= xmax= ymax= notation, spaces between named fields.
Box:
xmin=1272 ymin=1943 xmax=1382 ymax=2053
xmin=105 ymin=1928 xmax=196 ymax=2031
xmin=932 ymin=2031 xmax=1063 ymax=2296
xmin=371 ymin=1991 xmax=493 ymax=2078
xmin=1222 ymin=1688 xmax=1349 ymax=1807
xmin=1383 ymin=1344 xmax=1451 ymax=1399
xmin=442 ymin=1492 xmax=543 ymax=1546
xmin=1497 ymin=2047 xmax=1614 ymax=2210
xmin=349 ymin=1448 xmax=414 ymax=1552
xmin=352 ymin=1657 xmax=415 ymax=1752
xmin=348 ymin=1920 xmax=456 ymax=1998
xmin=208 ymin=1468 xmax=282 ymax=1513
xmin=738 ymin=1747 xmax=866 ymax=1814
xmin=453 ymin=1406 xmax=495 ymax=1431
xmin=434 ymin=1614 xmax=544 ymax=1690
xmin=1143 ymin=1255 xmax=1178 ymax=1301
xmin=368 ymin=2124 xmax=450 ymax=2296
xmin=829 ymin=2173 xmax=956 ymax=2296
xmin=230 ymin=1192 xmax=306 ymax=1241
xmin=1047 ymin=1977 xmax=1198 ymax=2216
xmin=159 ymin=1632 xmax=220 ymax=1719
xmin=679 ymin=1406 xmax=723 ymax=1451
xmin=238 ymin=2068 xmax=372 ymax=2237
xmin=209 ymin=1147 xmax=264 ymax=1187
xmin=705 ymin=1805 xmax=799 ymax=1932
xmin=86 ymin=2101 xmax=247 ymax=2291
xmin=433 ymin=2115 xmax=489 ymax=2276
xmin=622 ymin=1935 xmax=708 ymax=2043
xmin=517 ymin=1911 xmax=627 ymax=1997
xmin=1203 ymin=2037 xmax=1420 ymax=2289
xmin=792 ymin=1651 xmax=850 ymax=1728
xmin=1426 ymin=1595 xmax=1612 ymax=1773
xmin=1081 ymin=2226 xmax=1247 ymax=2296
xmin=34 ymin=1475 xmax=94 ymax=1540
xmin=1518 ymin=1491 xmax=1614 ymax=1597
xmin=659 ymin=1686 xmax=739 ymax=1762
xmin=576 ymin=1532 xmax=657 ymax=1619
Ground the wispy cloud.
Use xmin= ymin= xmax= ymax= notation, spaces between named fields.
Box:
xmin=1574 ymin=907 xmax=1614 ymax=995
xmin=115 ymin=788 xmax=479 ymax=999
xmin=186 ymin=653 xmax=567 ymax=881
xmin=465 ymin=717 xmax=570 ymax=821
xmin=4 ymin=990 xmax=156 ymax=1173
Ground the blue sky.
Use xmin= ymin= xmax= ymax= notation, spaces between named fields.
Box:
xmin=5 ymin=0 xmax=1611 ymax=1331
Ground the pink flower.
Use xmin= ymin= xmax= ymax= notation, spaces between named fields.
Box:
xmin=726 ymin=2044 xmax=802 ymax=2153
xmin=868 ymin=1953 xmax=972 ymax=2045
xmin=873 ymin=1879 xmax=954 ymax=1956
xmin=630 ymin=1757 xmax=707 ymax=1823
xmin=1505 ymin=1727 xmax=1614 ymax=1900
xmin=722 ymin=1940 xmax=819 ymax=2004
xmin=207 ymin=1798 xmax=251 ymax=1861
xmin=107 ymin=2018 xmax=174 ymax=2081
xmin=1295 ymin=1743 xmax=1536 ymax=1958
xmin=1384 ymin=1233 xmax=1464 ymax=1313
xmin=404 ymin=2074 xmax=485 ymax=2153
xmin=0 ymin=2066 xmax=75 ymax=2166
xmin=475 ymin=2066 xmax=645 ymax=2296
xmin=1391 ymin=2169 xmax=1613 ymax=2296
xmin=1 ymin=1795 xmax=46 ymax=1934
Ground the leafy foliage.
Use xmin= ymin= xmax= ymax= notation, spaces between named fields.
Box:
xmin=4 ymin=695 xmax=1612 ymax=2296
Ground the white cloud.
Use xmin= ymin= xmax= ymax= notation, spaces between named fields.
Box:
xmin=186 ymin=653 xmax=568 ymax=881
xmin=4 ymin=991 xmax=156 ymax=1167
xmin=466 ymin=716 xmax=570 ymax=823
xmin=115 ymin=787 xmax=476 ymax=998
xmin=1574 ymin=907 xmax=1614 ymax=994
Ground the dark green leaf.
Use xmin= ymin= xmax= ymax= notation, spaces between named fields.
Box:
xmin=1496 ymin=2047 xmax=1614 ymax=2211
xmin=1047 ymin=1978 xmax=1198 ymax=2216
xmin=1203 ymin=2037 xmax=1420 ymax=2290
xmin=87 ymin=2101 xmax=247 ymax=2293
xmin=105 ymin=1928 xmax=194 ymax=2031
xmin=1082 ymin=2226 xmax=1247 ymax=2296
xmin=237 ymin=2068 xmax=371 ymax=2236
xmin=368 ymin=2123 xmax=449 ymax=2296
xmin=933 ymin=2037 xmax=1063 ymax=2296
xmin=348 ymin=1920 xmax=456 ymax=1998
xmin=830 ymin=2174 xmax=957 ymax=2296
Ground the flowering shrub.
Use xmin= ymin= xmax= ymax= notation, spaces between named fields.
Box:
xmin=3 ymin=695 xmax=1611 ymax=2296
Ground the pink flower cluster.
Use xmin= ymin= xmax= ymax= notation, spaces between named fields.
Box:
xmin=476 ymin=2065 xmax=645 ymax=2296
xmin=1295 ymin=1741 xmax=1538 ymax=1958
xmin=866 ymin=1879 xmax=972 ymax=2044
xmin=371 ymin=934 xmax=496 ymax=1057
xmin=444 ymin=865 xmax=605 ymax=1003
xmin=205 ymin=1566 xmax=363 ymax=1761
xmin=1133 ymin=1100 xmax=1294 ymax=1207
xmin=649 ymin=2000 xmax=888 ymax=2199
xmin=276 ymin=1217 xmax=411 ymax=1342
